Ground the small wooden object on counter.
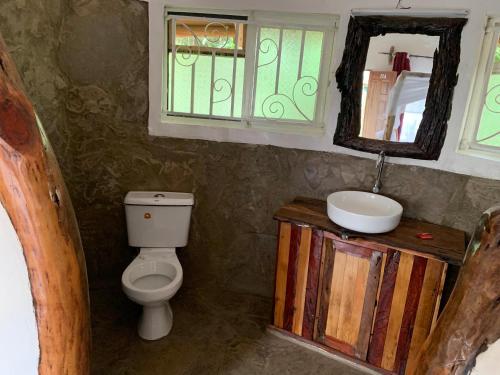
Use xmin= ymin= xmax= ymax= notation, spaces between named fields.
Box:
xmin=272 ymin=197 xmax=466 ymax=375
xmin=412 ymin=206 xmax=500 ymax=375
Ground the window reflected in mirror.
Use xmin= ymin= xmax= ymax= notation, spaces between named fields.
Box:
xmin=360 ymin=34 xmax=439 ymax=142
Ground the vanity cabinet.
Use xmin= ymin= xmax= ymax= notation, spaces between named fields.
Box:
xmin=272 ymin=197 xmax=466 ymax=375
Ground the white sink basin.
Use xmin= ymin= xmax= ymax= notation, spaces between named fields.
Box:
xmin=327 ymin=191 xmax=403 ymax=234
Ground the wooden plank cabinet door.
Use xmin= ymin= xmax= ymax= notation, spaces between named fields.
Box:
xmin=314 ymin=238 xmax=383 ymax=360
xmin=273 ymin=222 xmax=324 ymax=340
xmin=367 ymin=250 xmax=447 ymax=375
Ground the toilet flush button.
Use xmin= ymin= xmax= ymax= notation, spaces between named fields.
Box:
xmin=144 ymin=213 xmax=151 ymax=219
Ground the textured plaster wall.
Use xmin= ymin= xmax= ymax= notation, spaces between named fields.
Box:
xmin=1 ymin=0 xmax=500 ymax=297
xmin=0 ymin=0 xmax=73 ymax=177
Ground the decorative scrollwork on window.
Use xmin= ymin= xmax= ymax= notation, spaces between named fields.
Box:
xmin=204 ymin=22 xmax=230 ymax=49
xmin=257 ymin=38 xmax=278 ymax=68
xmin=261 ymin=76 xmax=318 ymax=122
xmin=173 ymin=21 xmax=232 ymax=67
xmin=477 ymin=83 xmax=500 ymax=143
xmin=485 ymin=84 xmax=500 ymax=114
xmin=212 ymin=78 xmax=233 ymax=104
xmin=174 ymin=23 xmax=201 ymax=67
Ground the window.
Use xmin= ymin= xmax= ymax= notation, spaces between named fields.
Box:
xmin=460 ymin=17 xmax=500 ymax=159
xmin=162 ymin=10 xmax=336 ymax=133
xmin=166 ymin=13 xmax=247 ymax=119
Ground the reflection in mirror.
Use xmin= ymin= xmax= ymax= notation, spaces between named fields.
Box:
xmin=360 ymin=34 xmax=439 ymax=142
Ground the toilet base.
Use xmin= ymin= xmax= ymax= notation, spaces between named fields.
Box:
xmin=138 ymin=301 xmax=173 ymax=340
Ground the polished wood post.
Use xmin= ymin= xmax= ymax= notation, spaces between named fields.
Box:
xmin=413 ymin=206 xmax=500 ymax=375
xmin=0 ymin=35 xmax=91 ymax=374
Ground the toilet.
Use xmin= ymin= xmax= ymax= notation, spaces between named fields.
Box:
xmin=121 ymin=191 xmax=194 ymax=340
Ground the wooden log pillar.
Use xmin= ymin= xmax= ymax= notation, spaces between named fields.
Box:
xmin=412 ymin=206 xmax=500 ymax=375
xmin=0 ymin=35 xmax=91 ymax=374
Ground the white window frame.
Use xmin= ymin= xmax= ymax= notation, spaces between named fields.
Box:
xmin=459 ymin=16 xmax=500 ymax=161
xmin=147 ymin=1 xmax=338 ymax=143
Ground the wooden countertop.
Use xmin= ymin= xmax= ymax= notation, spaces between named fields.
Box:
xmin=274 ymin=197 xmax=467 ymax=266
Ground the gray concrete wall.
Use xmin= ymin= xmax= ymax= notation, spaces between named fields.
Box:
xmin=1 ymin=0 xmax=500 ymax=297
xmin=0 ymin=0 xmax=73 ymax=176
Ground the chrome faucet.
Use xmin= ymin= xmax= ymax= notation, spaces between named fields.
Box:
xmin=372 ymin=151 xmax=385 ymax=194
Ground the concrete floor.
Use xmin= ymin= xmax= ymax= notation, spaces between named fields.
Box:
xmin=91 ymin=285 xmax=372 ymax=375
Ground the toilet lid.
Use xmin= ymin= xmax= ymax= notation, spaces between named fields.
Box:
xmin=124 ymin=191 xmax=194 ymax=206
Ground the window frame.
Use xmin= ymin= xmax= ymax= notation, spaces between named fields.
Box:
xmin=459 ymin=16 xmax=500 ymax=161
xmin=150 ymin=6 xmax=338 ymax=139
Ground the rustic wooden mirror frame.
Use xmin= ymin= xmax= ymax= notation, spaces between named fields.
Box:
xmin=333 ymin=15 xmax=467 ymax=160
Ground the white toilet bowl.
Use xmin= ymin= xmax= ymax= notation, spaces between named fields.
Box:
xmin=121 ymin=248 xmax=183 ymax=340
xmin=122 ymin=191 xmax=193 ymax=340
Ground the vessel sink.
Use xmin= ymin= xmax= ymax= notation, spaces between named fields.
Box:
xmin=327 ymin=191 xmax=403 ymax=234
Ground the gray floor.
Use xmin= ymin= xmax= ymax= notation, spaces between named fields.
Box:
xmin=91 ymin=285 xmax=371 ymax=374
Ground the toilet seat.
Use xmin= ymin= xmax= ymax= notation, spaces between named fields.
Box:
xmin=122 ymin=253 xmax=183 ymax=305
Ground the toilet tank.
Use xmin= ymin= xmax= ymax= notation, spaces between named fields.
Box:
xmin=124 ymin=191 xmax=194 ymax=248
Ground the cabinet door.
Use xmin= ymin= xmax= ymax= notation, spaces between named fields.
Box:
xmin=273 ymin=222 xmax=324 ymax=340
xmin=314 ymin=237 xmax=383 ymax=360
xmin=367 ymin=250 xmax=447 ymax=375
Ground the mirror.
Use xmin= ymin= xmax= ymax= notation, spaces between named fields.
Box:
xmin=360 ymin=34 xmax=439 ymax=142
xmin=334 ymin=16 xmax=467 ymax=160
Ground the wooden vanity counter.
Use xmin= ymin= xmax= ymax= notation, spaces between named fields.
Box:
xmin=274 ymin=196 xmax=466 ymax=266
xmin=272 ymin=197 xmax=466 ymax=375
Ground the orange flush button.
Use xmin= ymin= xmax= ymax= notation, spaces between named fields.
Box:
xmin=144 ymin=213 xmax=151 ymax=219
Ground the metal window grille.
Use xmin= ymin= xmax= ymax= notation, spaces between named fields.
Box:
xmin=471 ymin=20 xmax=500 ymax=150
xmin=163 ymin=11 xmax=336 ymax=129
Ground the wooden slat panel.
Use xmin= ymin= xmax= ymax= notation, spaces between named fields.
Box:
xmin=336 ymin=255 xmax=360 ymax=343
xmin=315 ymin=238 xmax=335 ymax=339
xmin=405 ymin=260 xmax=444 ymax=375
xmin=323 ymin=336 xmax=356 ymax=357
xmin=431 ymin=263 xmax=448 ymax=332
xmin=333 ymin=240 xmax=374 ymax=258
xmin=368 ymin=250 xmax=401 ymax=366
xmin=293 ymin=227 xmax=312 ymax=335
xmin=381 ymin=252 xmax=415 ymax=371
xmin=283 ymin=224 xmax=301 ymax=332
xmin=314 ymin=239 xmax=327 ymax=338
xmin=273 ymin=222 xmax=291 ymax=328
xmin=325 ymin=250 xmax=347 ymax=337
xmin=394 ymin=256 xmax=428 ymax=374
xmin=371 ymin=252 xmax=387 ymax=336
xmin=302 ymin=229 xmax=323 ymax=340
xmin=357 ymin=251 xmax=383 ymax=360
xmin=344 ymin=256 xmax=370 ymax=346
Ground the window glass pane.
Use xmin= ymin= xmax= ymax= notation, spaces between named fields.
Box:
xmin=172 ymin=55 xmax=192 ymax=113
xmin=253 ymin=28 xmax=280 ymax=119
xmin=476 ymin=37 xmax=500 ymax=147
xmin=212 ymin=56 xmax=236 ymax=117
xmin=253 ymin=26 xmax=325 ymax=122
xmin=278 ymin=29 xmax=303 ymax=103
xmin=166 ymin=17 xmax=246 ymax=118
xmin=193 ymin=55 xmax=211 ymax=115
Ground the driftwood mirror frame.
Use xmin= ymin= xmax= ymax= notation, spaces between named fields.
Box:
xmin=334 ymin=15 xmax=467 ymax=160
